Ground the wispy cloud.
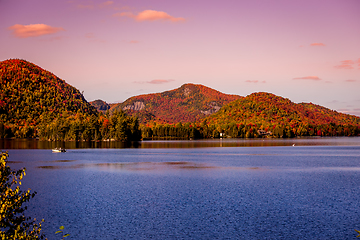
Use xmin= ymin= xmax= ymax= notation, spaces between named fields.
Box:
xmin=310 ymin=43 xmax=325 ymax=47
xmin=338 ymin=109 xmax=350 ymax=114
xmin=134 ymin=79 xmax=175 ymax=84
xmin=345 ymin=79 xmax=359 ymax=82
xmin=85 ymin=33 xmax=95 ymax=38
xmin=334 ymin=60 xmax=355 ymax=69
xmin=114 ymin=10 xmax=185 ymax=22
xmin=293 ymin=76 xmax=321 ymax=80
xmin=148 ymin=79 xmax=175 ymax=84
xmin=334 ymin=58 xmax=360 ymax=70
xmin=129 ymin=40 xmax=139 ymax=44
xmin=84 ymin=33 xmax=106 ymax=43
xmin=339 ymin=109 xmax=360 ymax=117
xmin=245 ymin=80 xmax=266 ymax=83
xmin=113 ymin=12 xmax=132 ymax=18
xmin=99 ymin=1 xmax=113 ymax=8
xmin=8 ymin=24 xmax=64 ymax=38
xmin=74 ymin=1 xmax=125 ymax=10
xmin=136 ymin=10 xmax=185 ymax=22
xmin=77 ymin=4 xmax=94 ymax=9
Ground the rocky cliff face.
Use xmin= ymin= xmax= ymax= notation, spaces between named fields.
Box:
xmin=123 ymin=101 xmax=145 ymax=111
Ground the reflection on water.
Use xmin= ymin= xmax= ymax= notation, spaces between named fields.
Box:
xmin=37 ymin=161 xmax=266 ymax=171
xmin=36 ymin=160 xmax=360 ymax=173
xmin=0 ymin=139 xmax=133 ymax=149
xmin=1 ymin=137 xmax=360 ymax=149
xmin=52 ymin=160 xmax=77 ymax=163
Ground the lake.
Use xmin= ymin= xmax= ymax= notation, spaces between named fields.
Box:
xmin=2 ymin=137 xmax=360 ymax=239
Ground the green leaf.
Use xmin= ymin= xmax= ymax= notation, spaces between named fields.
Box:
xmin=59 ymin=226 xmax=64 ymax=230
xmin=55 ymin=231 xmax=62 ymax=234
xmin=64 ymin=234 xmax=70 ymax=237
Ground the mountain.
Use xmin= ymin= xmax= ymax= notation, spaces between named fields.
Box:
xmin=0 ymin=59 xmax=142 ymax=141
xmin=2 ymin=59 xmax=358 ymax=140
xmin=204 ymin=92 xmax=360 ymax=136
xmin=90 ymin=99 xmax=110 ymax=112
xmin=0 ymin=59 xmax=97 ymax=126
xmin=110 ymin=83 xmax=242 ymax=124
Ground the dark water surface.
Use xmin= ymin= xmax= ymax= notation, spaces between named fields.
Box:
xmin=2 ymin=138 xmax=360 ymax=239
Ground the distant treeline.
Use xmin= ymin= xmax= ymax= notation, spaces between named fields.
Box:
xmin=0 ymin=111 xmax=359 ymax=141
xmin=142 ymin=122 xmax=360 ymax=139
xmin=0 ymin=110 xmax=141 ymax=141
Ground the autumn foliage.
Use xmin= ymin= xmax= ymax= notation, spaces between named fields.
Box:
xmin=0 ymin=59 xmax=359 ymax=140
xmin=202 ymin=92 xmax=360 ymax=138
xmin=0 ymin=152 xmax=45 ymax=239
xmin=0 ymin=59 xmax=140 ymax=141
xmin=116 ymin=90 xmax=360 ymax=139
xmin=90 ymin=99 xmax=110 ymax=112
xmin=110 ymin=83 xmax=242 ymax=124
xmin=0 ymin=59 xmax=98 ymax=137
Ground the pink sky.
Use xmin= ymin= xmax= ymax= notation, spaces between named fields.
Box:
xmin=1 ymin=0 xmax=360 ymax=116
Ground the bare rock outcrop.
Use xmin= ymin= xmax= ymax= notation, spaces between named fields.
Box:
xmin=123 ymin=101 xmax=145 ymax=111
xmin=201 ymin=102 xmax=221 ymax=115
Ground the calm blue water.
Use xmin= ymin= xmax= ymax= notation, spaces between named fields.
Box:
xmin=3 ymin=138 xmax=360 ymax=239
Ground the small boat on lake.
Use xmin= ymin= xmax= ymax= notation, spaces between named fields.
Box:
xmin=52 ymin=148 xmax=66 ymax=153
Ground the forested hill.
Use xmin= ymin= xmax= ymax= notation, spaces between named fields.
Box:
xmin=204 ymin=92 xmax=360 ymax=137
xmin=110 ymin=83 xmax=242 ymax=124
xmin=1 ymin=59 xmax=358 ymax=140
xmin=90 ymin=99 xmax=110 ymax=112
xmin=0 ymin=59 xmax=97 ymax=126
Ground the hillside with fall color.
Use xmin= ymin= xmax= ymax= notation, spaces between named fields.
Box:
xmin=110 ymin=83 xmax=242 ymax=124
xmin=200 ymin=92 xmax=360 ymax=137
xmin=0 ymin=59 xmax=97 ymax=125
xmin=0 ymin=59 xmax=359 ymax=140
xmin=0 ymin=59 xmax=141 ymax=141
xmin=90 ymin=99 xmax=111 ymax=112
xmin=205 ymin=92 xmax=360 ymax=125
